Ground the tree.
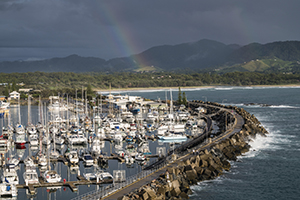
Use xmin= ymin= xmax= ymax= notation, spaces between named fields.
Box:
xmin=12 ymin=81 xmax=16 ymax=91
xmin=182 ymin=92 xmax=187 ymax=106
xmin=4 ymin=87 xmax=9 ymax=97
xmin=178 ymin=87 xmax=182 ymax=105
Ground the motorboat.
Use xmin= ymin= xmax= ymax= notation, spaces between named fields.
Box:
xmin=82 ymin=154 xmax=94 ymax=166
xmin=83 ymin=173 xmax=98 ymax=181
xmin=146 ymin=112 xmax=157 ymax=123
xmin=0 ymin=182 xmax=17 ymax=197
xmin=42 ymin=170 xmax=62 ymax=183
xmin=0 ymin=101 xmax=10 ymax=109
xmin=23 ymin=167 xmax=39 ymax=185
xmin=91 ymin=138 xmax=102 ymax=156
xmin=1 ymin=168 xmax=19 ymax=185
xmin=15 ymin=123 xmax=25 ymax=135
xmin=0 ymin=136 xmax=8 ymax=148
xmin=67 ymin=151 xmax=79 ymax=164
xmin=38 ymin=154 xmax=47 ymax=167
xmin=68 ymin=134 xmax=87 ymax=145
xmin=29 ymin=134 xmax=39 ymax=146
xmin=158 ymin=132 xmax=187 ymax=140
xmin=98 ymin=170 xmax=113 ymax=181
xmin=7 ymin=158 xmax=19 ymax=169
xmin=15 ymin=134 xmax=26 ymax=147
xmin=42 ymin=135 xmax=51 ymax=146
xmin=125 ymin=155 xmax=135 ymax=164
xmin=135 ymin=153 xmax=146 ymax=161
xmin=54 ymin=135 xmax=64 ymax=145
xmin=24 ymin=156 xmax=35 ymax=168
xmin=26 ymin=124 xmax=37 ymax=135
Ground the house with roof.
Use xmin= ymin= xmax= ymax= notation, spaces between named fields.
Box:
xmin=9 ymin=91 xmax=20 ymax=100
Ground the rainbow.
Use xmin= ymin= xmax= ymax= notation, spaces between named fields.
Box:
xmin=93 ymin=2 xmax=146 ymax=67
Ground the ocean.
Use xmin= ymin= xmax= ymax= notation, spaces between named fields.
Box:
xmin=120 ymin=86 xmax=300 ymax=200
xmin=3 ymin=86 xmax=300 ymax=199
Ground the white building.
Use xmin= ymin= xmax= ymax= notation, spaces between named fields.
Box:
xmin=9 ymin=91 xmax=20 ymax=100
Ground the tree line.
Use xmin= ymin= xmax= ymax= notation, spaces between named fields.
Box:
xmin=0 ymin=71 xmax=299 ymax=99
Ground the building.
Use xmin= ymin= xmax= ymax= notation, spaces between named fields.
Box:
xmin=9 ymin=91 xmax=20 ymax=100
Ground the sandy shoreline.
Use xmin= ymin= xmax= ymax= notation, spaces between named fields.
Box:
xmin=94 ymin=84 xmax=300 ymax=93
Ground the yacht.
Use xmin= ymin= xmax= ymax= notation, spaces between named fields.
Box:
xmin=23 ymin=167 xmax=39 ymax=185
xmin=158 ymin=132 xmax=187 ymax=140
xmin=91 ymin=138 xmax=102 ymax=156
xmin=26 ymin=124 xmax=37 ymax=135
xmin=135 ymin=153 xmax=146 ymax=161
xmin=0 ymin=101 xmax=10 ymax=109
xmin=67 ymin=151 xmax=79 ymax=164
xmin=1 ymin=168 xmax=19 ymax=185
xmin=24 ymin=156 xmax=35 ymax=168
xmin=146 ymin=112 xmax=157 ymax=123
xmin=82 ymin=154 xmax=94 ymax=166
xmin=0 ymin=182 xmax=17 ymax=197
xmin=15 ymin=134 xmax=26 ymax=147
xmin=42 ymin=170 xmax=62 ymax=183
xmin=68 ymin=134 xmax=87 ymax=145
xmin=15 ymin=123 xmax=25 ymax=135
xmin=98 ymin=170 xmax=113 ymax=181
xmin=38 ymin=154 xmax=47 ymax=167
xmin=29 ymin=134 xmax=39 ymax=146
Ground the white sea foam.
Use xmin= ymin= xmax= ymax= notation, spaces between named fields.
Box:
xmin=214 ymin=87 xmax=235 ymax=90
xmin=269 ymin=105 xmax=299 ymax=109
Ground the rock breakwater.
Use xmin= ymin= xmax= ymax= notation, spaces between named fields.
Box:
xmin=118 ymin=102 xmax=268 ymax=200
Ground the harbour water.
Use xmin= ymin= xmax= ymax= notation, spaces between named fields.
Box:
xmin=2 ymin=86 xmax=300 ymax=199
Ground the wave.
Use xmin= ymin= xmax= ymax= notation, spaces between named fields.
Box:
xmin=239 ymin=103 xmax=300 ymax=109
xmin=269 ymin=105 xmax=299 ymax=109
xmin=214 ymin=87 xmax=235 ymax=90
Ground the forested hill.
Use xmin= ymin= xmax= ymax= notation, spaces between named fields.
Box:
xmin=1 ymin=40 xmax=300 ymax=73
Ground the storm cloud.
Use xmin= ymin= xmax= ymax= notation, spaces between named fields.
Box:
xmin=1 ymin=0 xmax=299 ymax=61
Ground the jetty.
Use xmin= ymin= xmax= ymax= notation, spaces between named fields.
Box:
xmin=17 ymin=175 xmax=113 ymax=195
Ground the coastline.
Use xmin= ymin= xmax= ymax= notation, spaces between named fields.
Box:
xmin=94 ymin=84 xmax=300 ymax=93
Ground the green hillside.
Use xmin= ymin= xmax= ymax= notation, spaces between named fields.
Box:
xmin=217 ymin=58 xmax=300 ymax=74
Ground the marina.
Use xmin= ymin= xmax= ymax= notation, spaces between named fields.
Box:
xmin=0 ymin=93 xmax=207 ymax=199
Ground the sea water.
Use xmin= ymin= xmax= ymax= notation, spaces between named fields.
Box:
xmin=4 ymin=86 xmax=300 ymax=199
xmin=124 ymin=86 xmax=300 ymax=200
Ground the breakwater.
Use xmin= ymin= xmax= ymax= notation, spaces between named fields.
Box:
xmin=117 ymin=101 xmax=268 ymax=200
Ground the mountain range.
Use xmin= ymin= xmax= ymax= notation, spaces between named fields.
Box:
xmin=1 ymin=39 xmax=300 ymax=73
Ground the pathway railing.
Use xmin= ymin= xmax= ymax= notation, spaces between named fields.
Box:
xmin=71 ymin=160 xmax=168 ymax=200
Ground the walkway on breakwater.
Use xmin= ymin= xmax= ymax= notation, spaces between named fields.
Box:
xmin=73 ymin=103 xmax=244 ymax=200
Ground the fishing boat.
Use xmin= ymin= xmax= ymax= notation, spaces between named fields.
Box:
xmin=42 ymin=170 xmax=62 ymax=183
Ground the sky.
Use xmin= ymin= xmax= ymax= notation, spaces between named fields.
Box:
xmin=1 ymin=0 xmax=300 ymax=61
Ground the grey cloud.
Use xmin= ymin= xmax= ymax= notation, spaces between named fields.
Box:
xmin=0 ymin=0 xmax=300 ymax=61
